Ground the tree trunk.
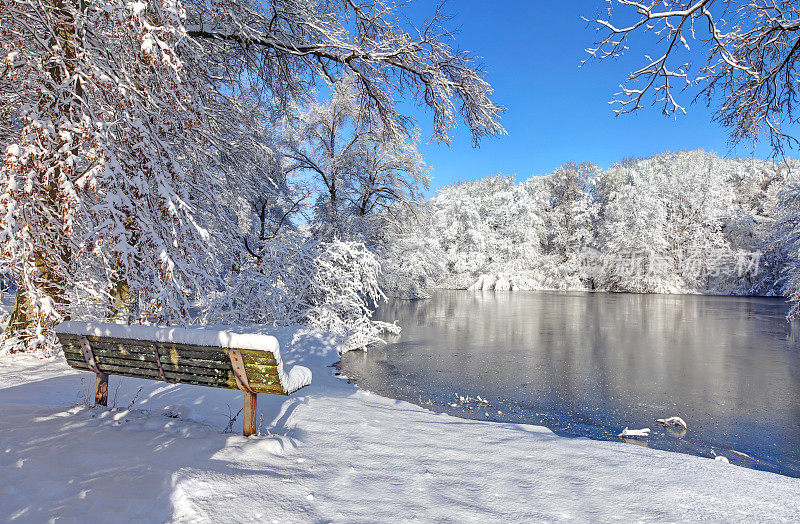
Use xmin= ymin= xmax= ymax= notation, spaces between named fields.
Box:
xmin=105 ymin=217 xmax=138 ymax=323
xmin=3 ymin=241 xmax=71 ymax=348
xmin=3 ymin=0 xmax=81 ymax=348
xmin=4 ymin=286 xmax=31 ymax=349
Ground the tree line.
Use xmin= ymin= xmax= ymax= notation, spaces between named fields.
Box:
xmin=380 ymin=150 xmax=800 ymax=314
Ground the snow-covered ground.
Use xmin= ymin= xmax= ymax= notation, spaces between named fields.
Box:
xmin=2 ymin=328 xmax=799 ymax=522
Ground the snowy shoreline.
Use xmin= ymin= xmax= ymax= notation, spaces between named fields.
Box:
xmin=434 ymin=276 xmax=787 ymax=298
xmin=2 ymin=327 xmax=800 ymax=522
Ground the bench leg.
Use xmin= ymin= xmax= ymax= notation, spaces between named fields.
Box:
xmin=243 ymin=392 xmax=257 ymax=436
xmin=95 ymin=373 xmax=109 ymax=407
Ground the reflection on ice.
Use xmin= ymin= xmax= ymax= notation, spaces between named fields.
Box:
xmin=341 ymin=290 xmax=800 ymax=478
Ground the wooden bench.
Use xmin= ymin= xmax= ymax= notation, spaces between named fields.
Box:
xmin=55 ymin=321 xmax=312 ymax=436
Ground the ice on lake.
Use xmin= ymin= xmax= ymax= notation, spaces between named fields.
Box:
xmin=340 ymin=290 xmax=800 ymax=477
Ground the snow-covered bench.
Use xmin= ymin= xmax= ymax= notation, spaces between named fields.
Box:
xmin=55 ymin=321 xmax=312 ymax=436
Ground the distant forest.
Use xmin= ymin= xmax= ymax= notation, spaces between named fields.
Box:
xmin=380 ymin=150 xmax=800 ymax=311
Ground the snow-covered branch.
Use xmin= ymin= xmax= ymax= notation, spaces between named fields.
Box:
xmin=586 ymin=0 xmax=800 ymax=152
xmin=184 ymin=0 xmax=505 ymax=145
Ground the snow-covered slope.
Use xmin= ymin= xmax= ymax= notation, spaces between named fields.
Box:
xmin=2 ymin=327 xmax=799 ymax=522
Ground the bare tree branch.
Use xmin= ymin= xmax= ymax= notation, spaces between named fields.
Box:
xmin=184 ymin=0 xmax=505 ymax=146
xmin=585 ymin=0 xmax=800 ymax=153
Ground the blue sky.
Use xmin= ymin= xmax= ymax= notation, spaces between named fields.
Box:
xmin=404 ymin=1 xmax=781 ymax=195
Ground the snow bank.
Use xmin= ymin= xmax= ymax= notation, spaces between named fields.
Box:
xmin=2 ymin=330 xmax=800 ymax=521
xmin=55 ymin=321 xmax=311 ymax=394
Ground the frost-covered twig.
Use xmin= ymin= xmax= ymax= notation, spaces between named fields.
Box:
xmin=223 ymin=406 xmax=244 ymax=435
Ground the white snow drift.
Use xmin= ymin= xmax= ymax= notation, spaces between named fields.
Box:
xmin=1 ymin=327 xmax=799 ymax=522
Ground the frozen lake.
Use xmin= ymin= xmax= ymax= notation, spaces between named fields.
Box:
xmin=340 ymin=291 xmax=800 ymax=478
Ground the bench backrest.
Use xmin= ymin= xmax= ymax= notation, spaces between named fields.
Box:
xmin=58 ymin=332 xmax=287 ymax=395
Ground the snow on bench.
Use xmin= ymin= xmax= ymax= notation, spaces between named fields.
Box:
xmin=55 ymin=321 xmax=312 ymax=436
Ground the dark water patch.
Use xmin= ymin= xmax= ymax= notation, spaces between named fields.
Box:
xmin=340 ymin=291 xmax=800 ymax=477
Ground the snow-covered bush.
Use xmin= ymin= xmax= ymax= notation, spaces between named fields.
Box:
xmin=305 ymin=240 xmax=399 ymax=351
xmin=207 ymin=236 xmax=396 ymax=352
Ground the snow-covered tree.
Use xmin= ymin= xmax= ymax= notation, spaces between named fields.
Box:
xmin=533 ymin=162 xmax=601 ymax=288
xmin=373 ymin=203 xmax=446 ymax=299
xmin=539 ymin=163 xmax=599 ymax=263
xmin=0 ymin=0 xmax=504 ymax=352
xmin=1 ymin=0 xmax=228 ymax=352
xmin=400 ymin=150 xmax=785 ymax=296
xmin=427 ymin=175 xmax=546 ymax=290
xmin=718 ymin=156 xmax=796 ymax=295
xmin=585 ymin=2 xmax=800 ymax=313
xmin=775 ymin=181 xmax=800 ymax=316
xmin=184 ymin=0 xmax=504 ymax=145
xmin=282 ymin=77 xmax=429 ymax=241
xmin=595 ymin=151 xmax=736 ymax=292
